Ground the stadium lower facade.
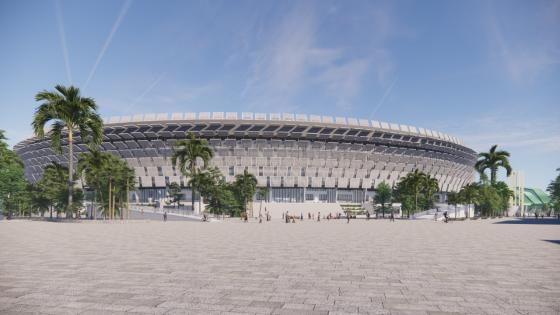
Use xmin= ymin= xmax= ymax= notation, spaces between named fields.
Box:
xmin=15 ymin=112 xmax=477 ymax=205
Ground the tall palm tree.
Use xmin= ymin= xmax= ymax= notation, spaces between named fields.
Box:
xmin=171 ymin=132 xmax=213 ymax=213
xmin=32 ymin=85 xmax=103 ymax=218
xmin=234 ymin=169 xmax=257 ymax=217
xmin=475 ymin=145 xmax=512 ymax=185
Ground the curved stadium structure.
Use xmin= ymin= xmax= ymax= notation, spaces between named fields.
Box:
xmin=15 ymin=112 xmax=477 ymax=205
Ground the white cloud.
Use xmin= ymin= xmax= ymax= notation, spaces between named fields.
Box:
xmin=241 ymin=1 xmax=396 ymax=112
xmin=487 ymin=2 xmax=560 ymax=83
xmin=451 ymin=115 xmax=560 ymax=154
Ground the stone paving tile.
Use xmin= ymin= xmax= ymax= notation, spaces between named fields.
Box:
xmin=0 ymin=219 xmax=559 ymax=315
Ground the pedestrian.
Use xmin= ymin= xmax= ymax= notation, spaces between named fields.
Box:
xmin=434 ymin=212 xmax=438 ymax=221
xmin=163 ymin=211 xmax=167 ymax=222
xmin=443 ymin=211 xmax=448 ymax=223
xmin=366 ymin=211 xmax=370 ymax=220
xmin=300 ymin=213 xmax=303 ymax=220
xmin=317 ymin=211 xmax=320 ymax=222
xmin=286 ymin=211 xmax=289 ymax=223
xmin=259 ymin=212 xmax=263 ymax=223
xmin=308 ymin=212 xmax=311 ymax=220
xmin=390 ymin=211 xmax=395 ymax=222
xmin=347 ymin=212 xmax=350 ymax=223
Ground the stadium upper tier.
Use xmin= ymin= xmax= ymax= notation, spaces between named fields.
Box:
xmin=15 ymin=112 xmax=477 ymax=198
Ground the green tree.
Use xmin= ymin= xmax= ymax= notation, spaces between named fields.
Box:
xmin=547 ymin=168 xmax=560 ymax=214
xmin=494 ymin=181 xmax=514 ymax=216
xmin=374 ymin=181 xmax=392 ymax=218
xmin=423 ymin=175 xmax=440 ymax=209
xmin=78 ymin=152 xmax=134 ymax=220
xmin=77 ymin=149 xmax=111 ymax=219
xmin=477 ymin=184 xmax=502 ymax=217
xmin=189 ymin=167 xmax=222 ymax=213
xmin=233 ymin=169 xmax=257 ymax=216
xmin=206 ymin=181 xmax=238 ymax=217
xmin=0 ymin=130 xmax=32 ymax=219
xmin=166 ymin=182 xmax=183 ymax=208
xmin=447 ymin=191 xmax=462 ymax=218
xmin=458 ymin=183 xmax=479 ymax=218
xmin=256 ymin=187 xmax=269 ymax=216
xmin=32 ymin=85 xmax=103 ymax=218
xmin=38 ymin=162 xmax=68 ymax=218
xmin=171 ymin=132 xmax=214 ymax=213
xmin=475 ymin=145 xmax=512 ymax=185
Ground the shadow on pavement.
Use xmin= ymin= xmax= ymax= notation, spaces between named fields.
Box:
xmin=542 ymin=240 xmax=560 ymax=245
xmin=494 ymin=218 xmax=560 ymax=225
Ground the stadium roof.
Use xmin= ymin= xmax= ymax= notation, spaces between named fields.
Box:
xmin=524 ymin=187 xmax=551 ymax=207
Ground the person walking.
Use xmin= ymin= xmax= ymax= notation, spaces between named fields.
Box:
xmin=347 ymin=212 xmax=350 ymax=223
xmin=286 ymin=211 xmax=289 ymax=223
xmin=163 ymin=211 xmax=167 ymax=222
xmin=317 ymin=211 xmax=320 ymax=222
xmin=259 ymin=212 xmax=263 ymax=223
xmin=366 ymin=211 xmax=370 ymax=220
xmin=390 ymin=211 xmax=395 ymax=222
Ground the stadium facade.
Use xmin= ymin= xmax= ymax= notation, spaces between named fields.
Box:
xmin=15 ymin=112 xmax=477 ymax=205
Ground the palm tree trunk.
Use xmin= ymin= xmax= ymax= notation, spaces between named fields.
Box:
xmin=108 ymin=180 xmax=112 ymax=220
xmin=191 ymin=189 xmax=196 ymax=214
xmin=491 ymin=167 xmax=497 ymax=185
xmin=67 ymin=128 xmax=74 ymax=219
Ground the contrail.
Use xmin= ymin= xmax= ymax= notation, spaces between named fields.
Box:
xmin=55 ymin=0 xmax=72 ymax=85
xmin=368 ymin=76 xmax=398 ymax=120
xmin=125 ymin=72 xmax=166 ymax=113
xmin=83 ymin=0 xmax=133 ymax=90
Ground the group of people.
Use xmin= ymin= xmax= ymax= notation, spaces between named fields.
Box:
xmin=258 ymin=210 xmax=272 ymax=223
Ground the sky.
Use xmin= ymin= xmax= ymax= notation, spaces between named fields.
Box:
xmin=0 ymin=0 xmax=558 ymax=190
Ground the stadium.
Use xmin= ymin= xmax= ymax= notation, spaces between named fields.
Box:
xmin=14 ymin=112 xmax=477 ymax=214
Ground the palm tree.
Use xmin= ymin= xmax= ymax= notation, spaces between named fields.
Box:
xmin=458 ymin=183 xmax=480 ymax=218
xmin=32 ymin=85 xmax=103 ymax=218
xmin=77 ymin=149 xmax=110 ymax=219
xmin=171 ymin=132 xmax=213 ymax=214
xmin=189 ymin=167 xmax=222 ymax=214
xmin=233 ymin=169 xmax=257 ymax=217
xmin=424 ymin=175 xmax=439 ymax=209
xmin=475 ymin=145 xmax=512 ymax=185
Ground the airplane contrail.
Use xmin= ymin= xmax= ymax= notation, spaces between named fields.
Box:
xmin=125 ymin=72 xmax=167 ymax=113
xmin=83 ymin=0 xmax=133 ymax=90
xmin=368 ymin=76 xmax=398 ymax=120
xmin=55 ymin=0 xmax=72 ymax=85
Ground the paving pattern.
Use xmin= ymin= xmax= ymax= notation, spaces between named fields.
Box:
xmin=0 ymin=218 xmax=559 ymax=315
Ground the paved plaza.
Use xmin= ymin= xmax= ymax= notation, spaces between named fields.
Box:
xmin=0 ymin=218 xmax=559 ymax=315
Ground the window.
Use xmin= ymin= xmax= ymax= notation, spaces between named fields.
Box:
xmin=259 ymin=166 xmax=263 ymax=176
xmin=229 ymin=166 xmax=234 ymax=176
xmin=287 ymin=166 xmax=292 ymax=176
xmin=301 ymin=167 xmax=306 ymax=176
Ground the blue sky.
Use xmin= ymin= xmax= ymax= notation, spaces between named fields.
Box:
xmin=0 ymin=0 xmax=558 ymax=190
